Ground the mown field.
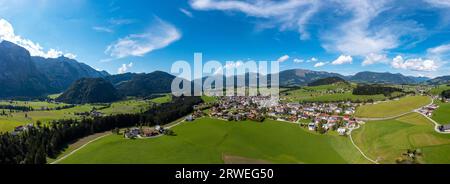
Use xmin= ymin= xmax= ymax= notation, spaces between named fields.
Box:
xmin=432 ymin=101 xmax=450 ymax=125
xmin=58 ymin=118 xmax=370 ymax=164
xmin=355 ymin=96 xmax=431 ymax=118
xmin=353 ymin=112 xmax=450 ymax=164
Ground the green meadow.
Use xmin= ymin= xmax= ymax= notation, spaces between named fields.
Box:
xmin=282 ymin=83 xmax=401 ymax=103
xmin=432 ymin=101 xmax=450 ymax=125
xmin=355 ymin=96 xmax=431 ymax=118
xmin=59 ymin=118 xmax=370 ymax=164
xmin=429 ymin=85 xmax=450 ymax=96
xmin=353 ymin=112 xmax=450 ymax=164
xmin=0 ymin=99 xmax=155 ymax=132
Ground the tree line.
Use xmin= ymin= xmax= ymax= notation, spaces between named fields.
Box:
xmin=442 ymin=89 xmax=450 ymax=99
xmin=0 ymin=96 xmax=202 ymax=164
xmin=352 ymin=84 xmax=403 ymax=96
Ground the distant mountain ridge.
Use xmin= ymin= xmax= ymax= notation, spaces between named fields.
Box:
xmin=308 ymin=77 xmax=348 ymax=86
xmin=33 ymin=56 xmax=109 ymax=92
xmin=0 ymin=41 xmax=52 ymax=98
xmin=425 ymin=76 xmax=450 ymax=85
xmin=0 ymin=41 xmax=109 ymax=98
xmin=348 ymin=71 xmax=429 ymax=84
xmin=278 ymin=69 xmax=345 ymax=86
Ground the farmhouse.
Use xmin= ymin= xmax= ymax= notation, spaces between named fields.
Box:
xmin=337 ymin=128 xmax=347 ymax=135
xmin=439 ymin=124 xmax=450 ymax=132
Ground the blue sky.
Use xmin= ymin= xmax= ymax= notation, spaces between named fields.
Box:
xmin=1 ymin=0 xmax=450 ymax=78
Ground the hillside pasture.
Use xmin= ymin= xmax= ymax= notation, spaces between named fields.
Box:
xmin=352 ymin=112 xmax=450 ymax=164
xmin=355 ymin=96 xmax=431 ymax=118
xmin=58 ymin=118 xmax=370 ymax=164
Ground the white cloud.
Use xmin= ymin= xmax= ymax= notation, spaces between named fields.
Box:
xmin=214 ymin=61 xmax=244 ymax=75
xmin=307 ymin=57 xmax=318 ymax=62
xmin=362 ymin=53 xmax=388 ymax=66
xmin=93 ymin=26 xmax=114 ymax=33
xmin=331 ymin=55 xmax=353 ymax=65
xmin=276 ymin=55 xmax=289 ymax=63
xmin=105 ymin=18 xmax=181 ymax=58
xmin=322 ymin=0 xmax=401 ymax=56
xmin=314 ymin=62 xmax=327 ymax=67
xmin=179 ymin=8 xmax=194 ymax=18
xmin=118 ymin=62 xmax=133 ymax=74
xmin=427 ymin=43 xmax=450 ymax=55
xmin=189 ymin=0 xmax=321 ymax=40
xmin=64 ymin=53 xmax=77 ymax=59
xmin=108 ymin=18 xmax=135 ymax=26
xmin=0 ymin=18 xmax=73 ymax=58
xmin=391 ymin=56 xmax=438 ymax=71
xmin=293 ymin=58 xmax=304 ymax=63
xmin=424 ymin=0 xmax=450 ymax=7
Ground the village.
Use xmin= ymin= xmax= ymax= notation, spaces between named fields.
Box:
xmin=190 ymin=95 xmax=363 ymax=136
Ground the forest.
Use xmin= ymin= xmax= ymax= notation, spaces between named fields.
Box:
xmin=0 ymin=96 xmax=202 ymax=164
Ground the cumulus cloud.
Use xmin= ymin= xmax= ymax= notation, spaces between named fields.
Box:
xmin=331 ymin=55 xmax=352 ymax=65
xmin=276 ymin=55 xmax=289 ymax=63
xmin=314 ymin=62 xmax=327 ymax=67
xmin=391 ymin=56 xmax=438 ymax=71
xmin=0 ymin=18 xmax=73 ymax=58
xmin=105 ymin=18 xmax=181 ymax=58
xmin=307 ymin=57 xmax=318 ymax=63
xmin=362 ymin=53 xmax=388 ymax=66
xmin=189 ymin=0 xmax=321 ymax=40
xmin=118 ymin=62 xmax=133 ymax=74
xmin=179 ymin=8 xmax=194 ymax=17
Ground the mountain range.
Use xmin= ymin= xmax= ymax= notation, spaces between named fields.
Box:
xmin=0 ymin=40 xmax=448 ymax=99
xmin=0 ymin=40 xmax=108 ymax=99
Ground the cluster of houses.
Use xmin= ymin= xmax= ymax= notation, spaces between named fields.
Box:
xmin=124 ymin=125 xmax=166 ymax=139
xmin=11 ymin=123 xmax=34 ymax=136
xmin=417 ymin=104 xmax=439 ymax=117
xmin=204 ymin=95 xmax=362 ymax=135
xmin=208 ymin=96 xmax=268 ymax=122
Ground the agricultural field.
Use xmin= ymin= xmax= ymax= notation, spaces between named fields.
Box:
xmin=0 ymin=100 xmax=70 ymax=110
xmin=150 ymin=95 xmax=172 ymax=104
xmin=429 ymin=85 xmax=450 ymax=96
xmin=58 ymin=118 xmax=370 ymax=164
xmin=99 ymin=99 xmax=153 ymax=115
xmin=352 ymin=112 xmax=450 ymax=164
xmin=0 ymin=99 xmax=156 ymax=132
xmin=355 ymin=96 xmax=431 ymax=118
xmin=281 ymin=83 xmax=401 ymax=103
xmin=432 ymin=101 xmax=450 ymax=125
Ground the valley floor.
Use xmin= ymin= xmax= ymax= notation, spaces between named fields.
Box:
xmin=57 ymin=118 xmax=371 ymax=164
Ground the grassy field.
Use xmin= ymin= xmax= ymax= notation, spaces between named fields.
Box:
xmin=150 ymin=95 xmax=172 ymax=104
xmin=59 ymin=118 xmax=370 ymax=164
xmin=282 ymin=83 xmax=400 ymax=103
xmin=353 ymin=112 xmax=450 ymax=164
xmin=429 ymin=85 xmax=450 ymax=95
xmin=0 ymin=99 xmax=155 ymax=132
xmin=432 ymin=101 xmax=450 ymax=125
xmin=0 ymin=100 xmax=69 ymax=109
xmin=355 ymin=96 xmax=431 ymax=118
